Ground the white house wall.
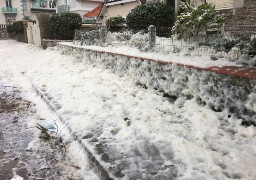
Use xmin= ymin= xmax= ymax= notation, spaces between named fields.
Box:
xmin=194 ymin=0 xmax=234 ymax=9
xmin=207 ymin=0 xmax=234 ymax=9
xmin=81 ymin=2 xmax=101 ymax=10
xmin=57 ymin=0 xmax=102 ymax=17
xmin=101 ymin=1 xmax=140 ymax=25
xmin=68 ymin=0 xmax=78 ymax=9
xmin=0 ymin=0 xmax=5 ymax=24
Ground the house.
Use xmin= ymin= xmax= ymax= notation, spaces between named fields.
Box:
xmin=0 ymin=0 xmax=31 ymax=38
xmin=191 ymin=0 xmax=256 ymax=37
xmin=83 ymin=2 xmax=104 ymax=24
xmin=223 ymin=0 xmax=256 ymax=37
xmin=0 ymin=0 xmax=27 ymax=25
xmin=29 ymin=0 xmax=56 ymax=20
xmin=193 ymin=0 xmax=234 ymax=10
xmin=99 ymin=0 xmax=141 ymax=26
xmin=56 ymin=0 xmax=104 ymax=23
xmin=98 ymin=0 xmax=180 ymax=26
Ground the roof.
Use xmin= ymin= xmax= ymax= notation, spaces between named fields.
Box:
xmin=83 ymin=3 xmax=104 ymax=18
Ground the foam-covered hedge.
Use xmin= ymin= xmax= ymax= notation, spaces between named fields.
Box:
xmin=49 ymin=12 xmax=82 ymax=40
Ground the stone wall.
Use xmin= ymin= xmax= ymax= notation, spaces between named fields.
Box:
xmin=57 ymin=43 xmax=256 ymax=126
xmin=37 ymin=13 xmax=52 ymax=44
xmin=8 ymin=32 xmax=26 ymax=43
xmin=224 ymin=0 xmax=256 ymax=38
xmin=42 ymin=39 xmax=73 ymax=49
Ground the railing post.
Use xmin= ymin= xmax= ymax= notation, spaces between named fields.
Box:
xmin=148 ymin=25 xmax=156 ymax=49
xmin=99 ymin=28 xmax=106 ymax=46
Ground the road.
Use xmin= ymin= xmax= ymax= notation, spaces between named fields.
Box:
xmin=1 ymin=40 xmax=255 ymax=180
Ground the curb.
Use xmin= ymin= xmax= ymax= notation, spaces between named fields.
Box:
xmin=30 ymin=82 xmax=114 ymax=180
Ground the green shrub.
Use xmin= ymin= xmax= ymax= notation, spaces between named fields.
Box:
xmin=7 ymin=24 xmax=15 ymax=33
xmin=126 ymin=2 xmax=174 ymax=31
xmin=106 ymin=16 xmax=126 ymax=32
xmin=49 ymin=12 xmax=82 ymax=40
xmin=172 ymin=0 xmax=224 ymax=39
xmin=7 ymin=21 xmax=24 ymax=34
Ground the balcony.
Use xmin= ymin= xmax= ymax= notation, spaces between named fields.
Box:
xmin=2 ymin=7 xmax=17 ymax=14
xmin=57 ymin=5 xmax=70 ymax=13
xmin=31 ymin=1 xmax=56 ymax=13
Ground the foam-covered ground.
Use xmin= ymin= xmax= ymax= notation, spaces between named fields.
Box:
xmin=0 ymin=40 xmax=255 ymax=179
xmin=0 ymin=40 xmax=99 ymax=180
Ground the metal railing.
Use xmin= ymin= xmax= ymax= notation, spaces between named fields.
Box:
xmin=32 ymin=1 xmax=56 ymax=9
xmin=0 ymin=24 xmax=7 ymax=29
xmin=73 ymin=24 xmax=256 ymax=61
xmin=155 ymin=30 xmax=256 ymax=58
xmin=2 ymin=7 xmax=17 ymax=13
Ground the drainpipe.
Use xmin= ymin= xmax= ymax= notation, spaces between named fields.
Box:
xmin=175 ymin=0 xmax=180 ymax=17
xmin=22 ymin=1 xmax=25 ymax=20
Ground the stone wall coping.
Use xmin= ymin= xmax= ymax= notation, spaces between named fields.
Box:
xmin=58 ymin=42 xmax=256 ymax=79
xmin=43 ymin=39 xmax=73 ymax=42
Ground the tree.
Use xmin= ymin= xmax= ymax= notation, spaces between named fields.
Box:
xmin=172 ymin=0 xmax=224 ymax=39
xmin=126 ymin=2 xmax=174 ymax=31
xmin=49 ymin=12 xmax=82 ymax=40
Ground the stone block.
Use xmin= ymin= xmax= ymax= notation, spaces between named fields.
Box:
xmin=234 ymin=0 xmax=244 ymax=8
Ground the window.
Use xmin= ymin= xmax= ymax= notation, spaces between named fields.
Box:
xmin=49 ymin=1 xmax=56 ymax=8
xmin=5 ymin=16 xmax=16 ymax=24
xmin=6 ymin=0 xmax=12 ymax=8
xmin=40 ymin=1 xmax=47 ymax=8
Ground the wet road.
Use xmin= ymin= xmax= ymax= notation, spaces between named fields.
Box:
xmin=0 ymin=74 xmax=87 ymax=179
xmin=0 ymin=84 xmax=33 ymax=179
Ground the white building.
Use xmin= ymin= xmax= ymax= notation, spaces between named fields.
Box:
xmin=29 ymin=0 xmax=56 ymax=20
xmin=0 ymin=0 xmax=58 ymax=25
xmin=100 ymin=0 xmax=141 ymax=25
xmin=0 ymin=0 xmax=27 ymax=25
xmin=56 ymin=0 xmax=104 ymax=22
xmin=193 ymin=0 xmax=235 ymax=9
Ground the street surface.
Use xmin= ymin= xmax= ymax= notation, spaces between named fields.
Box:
xmin=0 ymin=40 xmax=255 ymax=180
xmin=0 ymin=41 xmax=99 ymax=179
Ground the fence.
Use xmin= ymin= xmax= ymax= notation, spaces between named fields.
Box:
xmin=0 ymin=24 xmax=7 ymax=29
xmin=0 ymin=24 xmax=8 ymax=39
xmin=74 ymin=25 xmax=256 ymax=63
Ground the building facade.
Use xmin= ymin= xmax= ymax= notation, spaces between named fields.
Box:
xmin=0 ymin=0 xmax=57 ymax=25
xmin=0 ymin=0 xmax=27 ymax=25
xmin=56 ymin=0 xmax=104 ymax=22
xmin=193 ymin=0 xmax=234 ymax=9
xmin=99 ymin=0 xmax=141 ymax=26
xmin=29 ymin=0 xmax=56 ymax=20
